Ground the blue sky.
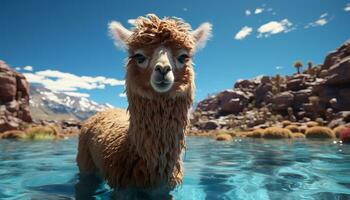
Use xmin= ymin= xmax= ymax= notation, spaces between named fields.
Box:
xmin=1 ymin=0 xmax=350 ymax=108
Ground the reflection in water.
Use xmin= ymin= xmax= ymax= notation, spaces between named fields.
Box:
xmin=75 ymin=172 xmax=174 ymax=200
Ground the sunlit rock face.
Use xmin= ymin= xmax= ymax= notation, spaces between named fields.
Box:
xmin=0 ymin=60 xmax=32 ymax=132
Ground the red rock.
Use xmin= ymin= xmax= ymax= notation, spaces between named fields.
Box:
xmin=340 ymin=128 xmax=350 ymax=143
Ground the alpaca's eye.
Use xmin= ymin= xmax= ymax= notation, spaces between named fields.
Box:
xmin=133 ymin=53 xmax=146 ymax=64
xmin=177 ymin=54 xmax=189 ymax=64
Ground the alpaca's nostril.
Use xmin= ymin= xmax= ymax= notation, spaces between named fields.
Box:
xmin=155 ymin=65 xmax=171 ymax=75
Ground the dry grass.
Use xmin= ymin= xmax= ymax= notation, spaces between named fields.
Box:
xmin=0 ymin=130 xmax=26 ymax=139
xmin=215 ymin=133 xmax=232 ymax=141
xmin=299 ymin=126 xmax=307 ymax=134
xmin=282 ymin=120 xmax=292 ymax=127
xmin=234 ymin=131 xmax=252 ymax=138
xmin=292 ymin=132 xmax=306 ymax=138
xmin=246 ymin=129 xmax=264 ymax=138
xmin=24 ymin=125 xmax=61 ymax=140
xmin=333 ymin=126 xmax=348 ymax=138
xmin=285 ymin=125 xmax=299 ymax=133
xmin=306 ymin=121 xmax=319 ymax=128
xmin=263 ymin=127 xmax=292 ymax=139
xmin=305 ymin=126 xmax=335 ymax=138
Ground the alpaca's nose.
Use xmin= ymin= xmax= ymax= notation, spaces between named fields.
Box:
xmin=155 ymin=64 xmax=171 ymax=76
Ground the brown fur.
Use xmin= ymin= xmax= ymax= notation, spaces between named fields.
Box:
xmin=77 ymin=14 xmax=196 ymax=189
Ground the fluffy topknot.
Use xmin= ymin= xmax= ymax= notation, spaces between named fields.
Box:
xmin=127 ymin=14 xmax=196 ymax=50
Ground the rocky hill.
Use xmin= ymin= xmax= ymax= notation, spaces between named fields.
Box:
xmin=0 ymin=60 xmax=32 ymax=132
xmin=191 ymin=40 xmax=350 ymax=131
xmin=30 ymin=85 xmax=113 ymax=121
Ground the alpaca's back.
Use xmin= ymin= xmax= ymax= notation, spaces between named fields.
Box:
xmin=76 ymin=109 xmax=129 ymax=176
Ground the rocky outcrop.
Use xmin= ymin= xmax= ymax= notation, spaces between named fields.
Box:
xmin=0 ymin=60 xmax=32 ymax=133
xmin=192 ymin=40 xmax=350 ymax=131
xmin=271 ymin=91 xmax=294 ymax=111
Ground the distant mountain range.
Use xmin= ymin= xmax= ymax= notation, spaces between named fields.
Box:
xmin=29 ymin=85 xmax=113 ymax=121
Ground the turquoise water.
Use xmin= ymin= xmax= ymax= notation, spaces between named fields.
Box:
xmin=0 ymin=137 xmax=350 ymax=200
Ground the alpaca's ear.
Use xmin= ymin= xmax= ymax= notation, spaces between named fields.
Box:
xmin=108 ymin=21 xmax=133 ymax=49
xmin=192 ymin=22 xmax=212 ymax=51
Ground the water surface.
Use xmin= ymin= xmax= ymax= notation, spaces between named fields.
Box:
xmin=1 ymin=137 xmax=350 ymax=200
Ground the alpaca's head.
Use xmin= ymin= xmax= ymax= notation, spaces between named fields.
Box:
xmin=109 ymin=14 xmax=212 ymax=99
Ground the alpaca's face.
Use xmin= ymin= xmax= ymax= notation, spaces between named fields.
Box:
xmin=125 ymin=43 xmax=193 ymax=97
xmin=109 ymin=14 xmax=212 ymax=98
xmin=129 ymin=46 xmax=189 ymax=93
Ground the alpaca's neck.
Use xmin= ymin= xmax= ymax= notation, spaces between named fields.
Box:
xmin=126 ymin=92 xmax=192 ymax=164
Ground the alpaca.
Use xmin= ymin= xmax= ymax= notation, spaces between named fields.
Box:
xmin=76 ymin=14 xmax=212 ymax=189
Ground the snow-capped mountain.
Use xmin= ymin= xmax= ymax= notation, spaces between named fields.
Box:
xmin=29 ymin=85 xmax=113 ymax=121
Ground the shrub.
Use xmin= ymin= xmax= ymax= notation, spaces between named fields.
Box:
xmin=306 ymin=121 xmax=319 ymax=128
xmin=263 ymin=127 xmax=292 ymax=139
xmin=246 ymin=129 xmax=264 ymax=138
xmin=285 ymin=125 xmax=299 ymax=133
xmin=282 ymin=120 xmax=292 ymax=127
xmin=216 ymin=133 xmax=232 ymax=141
xmin=236 ymin=131 xmax=252 ymax=137
xmin=24 ymin=125 xmax=61 ymax=140
xmin=333 ymin=126 xmax=348 ymax=138
xmin=305 ymin=126 xmax=335 ymax=138
xmin=292 ymin=132 xmax=306 ymax=138
xmin=299 ymin=126 xmax=307 ymax=134
xmin=339 ymin=128 xmax=350 ymax=143
xmin=0 ymin=130 xmax=26 ymax=139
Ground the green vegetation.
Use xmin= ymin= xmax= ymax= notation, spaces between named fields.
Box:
xmin=23 ymin=125 xmax=60 ymax=140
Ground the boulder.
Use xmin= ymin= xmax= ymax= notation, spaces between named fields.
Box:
xmin=286 ymin=78 xmax=307 ymax=91
xmin=0 ymin=75 xmax=17 ymax=102
xmin=217 ymin=89 xmax=251 ymax=114
xmin=271 ymin=91 xmax=294 ymax=111
xmin=293 ymin=88 xmax=312 ymax=107
xmin=324 ymin=57 xmax=350 ymax=86
xmin=221 ymin=98 xmax=244 ymax=114
xmin=255 ymin=83 xmax=273 ymax=105
xmin=323 ymin=39 xmax=350 ymax=70
xmin=200 ymin=120 xmax=219 ymax=130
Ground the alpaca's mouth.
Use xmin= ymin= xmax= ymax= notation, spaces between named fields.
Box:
xmin=150 ymin=79 xmax=173 ymax=93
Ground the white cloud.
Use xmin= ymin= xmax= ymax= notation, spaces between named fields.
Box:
xmin=320 ymin=13 xmax=328 ymax=18
xmin=255 ymin=8 xmax=264 ymax=14
xmin=183 ymin=8 xmax=188 ymax=11
xmin=15 ymin=67 xmax=21 ymax=71
xmin=345 ymin=3 xmax=350 ymax=11
xmin=23 ymin=66 xmax=33 ymax=71
xmin=234 ymin=26 xmax=253 ymax=40
xmin=245 ymin=10 xmax=251 ymax=16
xmin=276 ymin=66 xmax=284 ymax=70
xmin=64 ymin=92 xmax=90 ymax=98
xmin=119 ymin=93 xmax=127 ymax=98
xmin=304 ymin=14 xmax=329 ymax=28
xmin=315 ymin=18 xmax=327 ymax=26
xmin=23 ymin=69 xmax=125 ymax=93
xmin=257 ymin=19 xmax=293 ymax=38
